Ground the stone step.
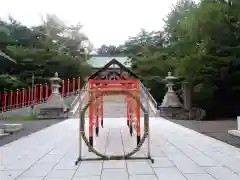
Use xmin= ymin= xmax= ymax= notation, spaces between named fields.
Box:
xmin=75 ymin=94 xmax=155 ymax=118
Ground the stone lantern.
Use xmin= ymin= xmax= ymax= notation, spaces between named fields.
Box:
xmin=50 ymin=72 xmax=61 ymax=94
xmin=160 ymin=71 xmax=182 ymax=108
xmin=38 ymin=72 xmax=68 ymax=119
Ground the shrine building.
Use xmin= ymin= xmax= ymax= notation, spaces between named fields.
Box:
xmin=86 ymin=55 xmax=140 ymax=80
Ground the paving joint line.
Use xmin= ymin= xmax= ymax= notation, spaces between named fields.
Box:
xmin=100 ymin=128 xmax=110 ymax=180
xmin=120 ymin=128 xmax=130 ymax=180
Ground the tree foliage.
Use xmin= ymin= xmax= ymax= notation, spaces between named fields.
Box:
xmin=166 ymin=0 xmax=240 ymax=117
xmin=105 ymin=0 xmax=240 ymax=118
xmin=97 ymin=44 xmax=122 ymax=55
xmin=2 ymin=0 xmax=240 ymax=118
xmin=0 ymin=15 xmax=92 ymax=91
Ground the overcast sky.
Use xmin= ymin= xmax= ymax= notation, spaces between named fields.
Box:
xmin=0 ymin=0 xmax=179 ymax=48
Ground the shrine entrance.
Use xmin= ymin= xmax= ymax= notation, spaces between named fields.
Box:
xmin=75 ymin=59 xmax=154 ymax=165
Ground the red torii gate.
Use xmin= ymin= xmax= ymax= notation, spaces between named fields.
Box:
xmin=88 ymin=79 xmax=141 ymax=147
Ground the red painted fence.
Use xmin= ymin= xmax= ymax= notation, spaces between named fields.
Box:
xmin=0 ymin=77 xmax=81 ymax=112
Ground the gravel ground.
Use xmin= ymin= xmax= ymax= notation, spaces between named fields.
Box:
xmin=0 ymin=119 xmax=63 ymax=147
xmin=168 ymin=119 xmax=240 ymax=148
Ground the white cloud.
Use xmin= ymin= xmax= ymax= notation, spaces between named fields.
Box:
xmin=0 ymin=0 xmax=179 ymax=48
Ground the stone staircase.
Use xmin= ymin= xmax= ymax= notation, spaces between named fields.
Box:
xmin=75 ymin=89 xmax=156 ymax=118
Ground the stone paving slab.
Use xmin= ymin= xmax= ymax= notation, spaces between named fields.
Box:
xmin=0 ymin=117 xmax=240 ymax=180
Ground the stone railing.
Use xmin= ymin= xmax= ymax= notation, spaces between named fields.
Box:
xmin=139 ymin=82 xmax=158 ymax=112
xmin=68 ymin=83 xmax=89 ymax=116
xmin=70 ymin=83 xmax=88 ymax=108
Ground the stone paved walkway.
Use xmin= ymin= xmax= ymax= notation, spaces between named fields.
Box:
xmin=1 ymin=117 xmax=240 ymax=180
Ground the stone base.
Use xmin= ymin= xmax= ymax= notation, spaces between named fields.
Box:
xmin=36 ymin=92 xmax=69 ymax=120
xmin=44 ymin=93 xmax=68 ymax=110
xmin=228 ymin=130 xmax=240 ymax=137
xmin=159 ymin=107 xmax=182 ymax=118
xmin=37 ymin=107 xmax=68 ymax=120
xmin=161 ymin=91 xmax=182 ymax=108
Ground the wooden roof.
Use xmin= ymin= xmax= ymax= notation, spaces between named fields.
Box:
xmin=88 ymin=58 xmax=140 ymax=80
xmin=87 ymin=56 xmax=131 ymax=68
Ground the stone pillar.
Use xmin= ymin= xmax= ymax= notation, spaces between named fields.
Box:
xmin=182 ymin=81 xmax=192 ymax=110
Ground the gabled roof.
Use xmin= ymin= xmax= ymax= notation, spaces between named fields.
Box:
xmin=88 ymin=58 xmax=140 ymax=80
xmin=87 ymin=56 xmax=131 ymax=68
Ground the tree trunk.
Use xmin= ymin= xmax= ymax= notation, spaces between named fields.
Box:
xmin=182 ymin=81 xmax=192 ymax=110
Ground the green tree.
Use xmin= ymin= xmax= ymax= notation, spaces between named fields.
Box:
xmin=121 ymin=0 xmax=240 ymax=118
xmin=120 ymin=29 xmax=170 ymax=103
xmin=165 ymin=0 xmax=240 ymax=117
xmin=0 ymin=15 xmax=92 ymax=91
xmin=97 ymin=44 xmax=122 ymax=55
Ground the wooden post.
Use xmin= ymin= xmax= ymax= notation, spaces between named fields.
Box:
xmin=16 ymin=89 xmax=19 ymax=108
xmin=22 ymin=88 xmax=25 ymax=107
xmin=67 ymin=79 xmax=70 ymax=96
xmin=39 ymin=85 xmax=43 ymax=102
xmin=10 ymin=90 xmax=13 ymax=110
xmin=3 ymin=91 xmax=7 ymax=112
xmin=78 ymin=77 xmax=80 ymax=94
xmin=72 ymin=78 xmax=75 ymax=94
xmin=45 ymin=83 xmax=49 ymax=100
xmin=34 ymin=86 xmax=37 ymax=104
xmin=28 ymin=87 xmax=31 ymax=106
xmin=62 ymin=80 xmax=65 ymax=97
